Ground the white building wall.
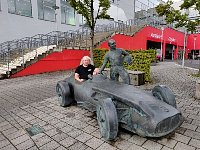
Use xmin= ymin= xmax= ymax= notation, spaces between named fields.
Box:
xmin=0 ymin=0 xmax=160 ymax=44
xmin=0 ymin=0 xmax=79 ymax=43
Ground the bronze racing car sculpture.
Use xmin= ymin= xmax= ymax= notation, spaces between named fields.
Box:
xmin=56 ymin=74 xmax=183 ymax=140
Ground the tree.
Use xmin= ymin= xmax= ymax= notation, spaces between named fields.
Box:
xmin=67 ymin=0 xmax=111 ymax=61
xmin=156 ymin=0 xmax=200 ymax=32
xmin=156 ymin=0 xmax=200 ymax=74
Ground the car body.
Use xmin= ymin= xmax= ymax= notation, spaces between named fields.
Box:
xmin=56 ymin=74 xmax=183 ymax=140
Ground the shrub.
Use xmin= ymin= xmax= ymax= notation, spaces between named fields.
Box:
xmin=93 ymin=48 xmax=156 ymax=82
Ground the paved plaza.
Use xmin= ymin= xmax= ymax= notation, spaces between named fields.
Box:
xmin=0 ymin=62 xmax=200 ymax=150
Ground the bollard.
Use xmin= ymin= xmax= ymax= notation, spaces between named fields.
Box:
xmin=195 ymin=80 xmax=200 ymax=100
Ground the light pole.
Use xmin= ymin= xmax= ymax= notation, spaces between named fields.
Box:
xmin=52 ymin=4 xmax=60 ymax=46
xmin=160 ymin=24 xmax=166 ymax=61
xmin=193 ymin=35 xmax=197 ymax=59
xmin=182 ymin=27 xmax=187 ymax=67
xmin=182 ymin=9 xmax=189 ymax=67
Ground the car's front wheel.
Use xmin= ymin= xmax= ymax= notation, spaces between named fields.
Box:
xmin=56 ymin=81 xmax=73 ymax=107
xmin=96 ymin=98 xmax=118 ymax=140
xmin=152 ymin=85 xmax=177 ymax=108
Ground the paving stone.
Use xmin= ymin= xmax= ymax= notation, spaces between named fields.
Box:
xmin=2 ymin=127 xmax=19 ymax=136
xmin=181 ymin=122 xmax=197 ymax=131
xmin=55 ymin=146 xmax=69 ymax=150
xmin=0 ymin=139 xmax=11 ymax=148
xmin=59 ymin=125 xmax=74 ymax=134
xmin=68 ymin=141 xmax=89 ymax=150
xmin=40 ymin=140 xmax=60 ymax=150
xmin=53 ymin=121 xmax=68 ymax=129
xmin=113 ymin=139 xmax=133 ymax=150
xmin=142 ymin=140 xmax=163 ymax=150
xmin=197 ymin=127 xmax=200 ymax=132
xmin=41 ymin=116 xmax=55 ymax=122
xmin=175 ymin=127 xmax=186 ymax=134
xmin=189 ymin=138 xmax=200 ymax=149
xmin=59 ymin=136 xmax=77 ymax=148
xmin=90 ymin=129 xmax=102 ymax=139
xmin=187 ymin=114 xmax=200 ymax=121
xmin=29 ymin=119 xmax=47 ymax=127
xmin=27 ymin=146 xmax=39 ymax=150
xmin=85 ymin=137 xmax=104 ymax=149
xmin=0 ymin=144 xmax=16 ymax=150
xmin=31 ymin=133 xmax=46 ymax=141
xmin=0 ymin=133 xmax=6 ymax=141
xmin=161 ymin=146 xmax=173 ymax=150
xmin=11 ymin=134 xmax=31 ymax=146
xmin=174 ymin=142 xmax=195 ymax=150
xmin=192 ymin=119 xmax=200 ymax=127
xmin=33 ymin=135 xmax=52 ymax=147
xmin=184 ymin=129 xmax=200 ymax=140
xmin=0 ymin=123 xmax=13 ymax=132
xmin=52 ymin=132 xmax=69 ymax=142
xmin=5 ymin=129 xmax=26 ymax=140
xmin=45 ymin=128 xmax=59 ymax=137
xmin=75 ymin=133 xmax=93 ymax=143
xmin=84 ymin=147 xmax=94 ymax=150
xmin=50 ymin=112 xmax=66 ymax=119
xmin=128 ymin=135 xmax=147 ymax=146
xmin=47 ymin=118 xmax=61 ymax=125
xmin=96 ymin=142 xmax=117 ymax=150
xmin=127 ymin=143 xmax=146 ymax=150
xmin=15 ymin=139 xmax=35 ymax=150
xmin=67 ymin=128 xmax=84 ymax=138
xmin=0 ymin=121 xmax=10 ymax=127
xmin=171 ymin=133 xmax=191 ymax=144
xmin=42 ymin=124 xmax=54 ymax=131
xmin=157 ymin=138 xmax=177 ymax=149
xmin=83 ymin=125 xmax=98 ymax=134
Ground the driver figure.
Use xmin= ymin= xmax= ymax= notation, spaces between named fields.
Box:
xmin=75 ymin=56 xmax=99 ymax=82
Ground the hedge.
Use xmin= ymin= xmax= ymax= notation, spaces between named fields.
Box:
xmin=93 ymin=48 xmax=156 ymax=82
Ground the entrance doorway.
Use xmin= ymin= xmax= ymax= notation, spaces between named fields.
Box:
xmin=147 ymin=40 xmax=161 ymax=50
xmin=165 ymin=44 xmax=176 ymax=60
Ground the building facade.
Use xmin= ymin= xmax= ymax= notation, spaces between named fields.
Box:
xmin=0 ymin=0 xmax=83 ymax=43
xmin=0 ymin=0 xmax=162 ymax=44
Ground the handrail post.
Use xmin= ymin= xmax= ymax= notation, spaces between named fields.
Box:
xmin=7 ymin=43 xmax=10 ymax=74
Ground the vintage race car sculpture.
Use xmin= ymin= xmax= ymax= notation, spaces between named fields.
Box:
xmin=56 ymin=74 xmax=183 ymax=140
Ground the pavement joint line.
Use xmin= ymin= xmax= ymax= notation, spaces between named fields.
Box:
xmin=175 ymin=63 xmax=199 ymax=71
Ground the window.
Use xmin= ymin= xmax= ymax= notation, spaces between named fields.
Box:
xmin=61 ymin=0 xmax=75 ymax=25
xmin=38 ymin=0 xmax=56 ymax=21
xmin=7 ymin=0 xmax=32 ymax=17
xmin=79 ymin=15 xmax=86 ymax=26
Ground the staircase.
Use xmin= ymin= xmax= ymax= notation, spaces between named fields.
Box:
xmin=0 ymin=18 xmax=160 ymax=79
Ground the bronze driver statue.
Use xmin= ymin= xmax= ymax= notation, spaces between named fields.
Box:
xmin=99 ymin=39 xmax=132 ymax=84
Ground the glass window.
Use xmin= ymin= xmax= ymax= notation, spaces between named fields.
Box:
xmin=60 ymin=0 xmax=75 ymax=25
xmin=38 ymin=0 xmax=56 ymax=21
xmin=7 ymin=0 xmax=32 ymax=17
xmin=79 ymin=15 xmax=86 ymax=26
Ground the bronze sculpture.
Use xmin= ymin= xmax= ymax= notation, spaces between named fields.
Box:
xmin=99 ymin=39 xmax=132 ymax=84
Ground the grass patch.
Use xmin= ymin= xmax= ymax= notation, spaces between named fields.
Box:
xmin=192 ymin=73 xmax=200 ymax=77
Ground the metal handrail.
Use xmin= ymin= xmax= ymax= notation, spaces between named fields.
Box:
xmin=0 ymin=17 xmax=165 ymax=75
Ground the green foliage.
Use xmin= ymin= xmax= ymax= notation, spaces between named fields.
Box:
xmin=66 ymin=0 xmax=111 ymax=60
xmin=93 ymin=49 xmax=156 ymax=82
xmin=67 ymin=0 xmax=111 ymax=29
xmin=192 ymin=73 xmax=200 ymax=78
xmin=156 ymin=0 xmax=200 ymax=33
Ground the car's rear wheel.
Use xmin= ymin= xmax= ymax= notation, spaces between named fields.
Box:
xmin=152 ymin=85 xmax=177 ymax=108
xmin=96 ymin=98 xmax=118 ymax=140
xmin=56 ymin=81 xmax=73 ymax=107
